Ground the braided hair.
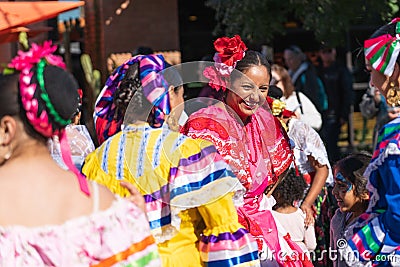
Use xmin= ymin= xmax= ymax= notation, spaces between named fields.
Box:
xmin=0 ymin=66 xmax=80 ymax=143
xmin=113 ymin=61 xmax=157 ymax=126
xmin=113 ymin=61 xmax=142 ymax=113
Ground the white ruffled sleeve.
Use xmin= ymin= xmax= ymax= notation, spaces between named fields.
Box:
xmin=288 ymin=119 xmax=333 ymax=183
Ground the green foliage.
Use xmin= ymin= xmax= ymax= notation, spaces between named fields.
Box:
xmin=206 ymin=0 xmax=398 ymax=47
xmin=206 ymin=0 xmax=289 ymax=43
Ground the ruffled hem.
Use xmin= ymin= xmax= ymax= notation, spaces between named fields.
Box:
xmin=339 ymin=216 xmax=400 ymax=267
xmin=303 ymin=144 xmax=331 ymax=167
xmin=364 ymin=143 xmax=400 ymax=212
xmin=199 ymin=224 xmax=259 ymax=266
xmin=304 ymin=145 xmax=333 ymax=183
xmin=166 ymin=178 xmax=244 ymax=243
xmin=0 ymin=199 xmax=158 ymax=266
xmin=364 ymin=142 xmax=400 ymax=178
xmin=83 ymin=151 xmax=246 ymax=245
xmin=83 ymin=152 xmax=131 ymax=197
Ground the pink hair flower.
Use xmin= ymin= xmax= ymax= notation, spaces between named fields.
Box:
xmin=203 ymin=66 xmax=227 ymax=91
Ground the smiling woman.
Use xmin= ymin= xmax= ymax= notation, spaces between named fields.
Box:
xmin=181 ymin=35 xmax=313 ymax=267
xmin=225 ymin=53 xmax=269 ymax=122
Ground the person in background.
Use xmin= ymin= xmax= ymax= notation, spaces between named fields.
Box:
xmin=271 ymin=64 xmax=322 ymax=131
xmin=272 ymin=168 xmax=317 ymax=255
xmin=283 ymin=45 xmax=327 ymax=115
xmin=330 ymin=152 xmax=371 ymax=267
xmin=359 ymin=83 xmax=400 ymax=149
xmin=340 ymin=18 xmax=400 ymax=266
xmin=317 ymin=44 xmax=354 ymax=163
xmin=0 ymin=41 xmax=160 ymax=266
xmin=83 ymin=54 xmax=260 ymax=267
xmin=131 ymin=46 xmax=154 ymax=56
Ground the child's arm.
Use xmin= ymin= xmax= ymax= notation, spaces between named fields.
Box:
xmin=304 ymin=222 xmax=317 ymax=251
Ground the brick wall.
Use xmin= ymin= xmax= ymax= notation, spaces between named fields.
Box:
xmin=83 ymin=0 xmax=179 ymax=80
xmin=102 ymin=0 xmax=179 ymax=56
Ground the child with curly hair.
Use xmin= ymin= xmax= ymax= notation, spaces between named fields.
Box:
xmin=272 ymin=168 xmax=317 ymax=254
xmin=330 ymin=152 xmax=371 ymax=267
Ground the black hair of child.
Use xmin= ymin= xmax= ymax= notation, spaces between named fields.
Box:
xmin=273 ymin=168 xmax=307 ymax=208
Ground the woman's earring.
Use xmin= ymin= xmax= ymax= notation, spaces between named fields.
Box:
xmin=4 ymin=145 xmax=12 ymax=160
xmin=167 ymin=113 xmax=179 ymax=132
xmin=0 ymin=143 xmax=12 ymax=165
xmin=386 ymin=82 xmax=400 ymax=107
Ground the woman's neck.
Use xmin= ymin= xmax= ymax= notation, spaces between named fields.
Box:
xmin=222 ymin=103 xmax=252 ymax=125
xmin=9 ymin=139 xmax=50 ymax=161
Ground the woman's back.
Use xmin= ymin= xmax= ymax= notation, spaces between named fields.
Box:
xmin=0 ymin=151 xmax=113 ymax=226
xmin=0 ymin=42 xmax=160 ymax=266
xmin=0 ymin=152 xmax=160 ymax=266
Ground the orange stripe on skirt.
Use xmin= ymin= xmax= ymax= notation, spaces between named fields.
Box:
xmin=90 ymin=235 xmax=156 ymax=267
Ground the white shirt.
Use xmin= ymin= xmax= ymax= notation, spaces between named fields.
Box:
xmin=287 ymin=118 xmax=333 ymax=184
xmin=282 ymin=91 xmax=322 ymax=131
xmin=272 ymin=208 xmax=317 ymax=252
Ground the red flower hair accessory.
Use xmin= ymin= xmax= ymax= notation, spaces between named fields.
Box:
xmin=203 ymin=35 xmax=248 ymax=91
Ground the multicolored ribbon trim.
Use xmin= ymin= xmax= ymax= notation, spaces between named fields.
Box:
xmin=364 ymin=20 xmax=400 ymax=76
xmin=94 ymin=54 xmax=170 ymax=144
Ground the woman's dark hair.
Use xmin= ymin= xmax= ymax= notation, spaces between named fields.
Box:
xmin=272 ymin=168 xmax=307 ymax=207
xmin=114 ymin=61 xmax=142 ymax=112
xmin=114 ymin=60 xmax=183 ymax=127
xmin=113 ymin=61 xmax=154 ymax=125
xmin=333 ymin=152 xmax=371 ymax=198
xmin=234 ymin=50 xmax=271 ymax=78
xmin=0 ymin=66 xmax=79 ymax=143
xmin=0 ymin=73 xmax=19 ymax=118
xmin=162 ymin=63 xmax=183 ymax=92
xmin=369 ymin=22 xmax=400 ymax=66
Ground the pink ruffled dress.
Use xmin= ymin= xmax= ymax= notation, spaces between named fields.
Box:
xmin=0 ymin=184 xmax=160 ymax=267
xmin=181 ymin=105 xmax=313 ymax=266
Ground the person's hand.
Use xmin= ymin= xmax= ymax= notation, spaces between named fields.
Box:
xmin=120 ymin=181 xmax=146 ymax=212
xmin=300 ymin=202 xmax=315 ymax=227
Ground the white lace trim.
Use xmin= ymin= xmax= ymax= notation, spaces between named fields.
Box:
xmin=288 ymin=119 xmax=333 ymax=183
xmin=364 ymin=143 xmax=400 ymax=212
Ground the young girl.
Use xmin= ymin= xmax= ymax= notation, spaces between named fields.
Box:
xmin=272 ymin=168 xmax=317 ymax=255
xmin=330 ymin=152 xmax=371 ymax=267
